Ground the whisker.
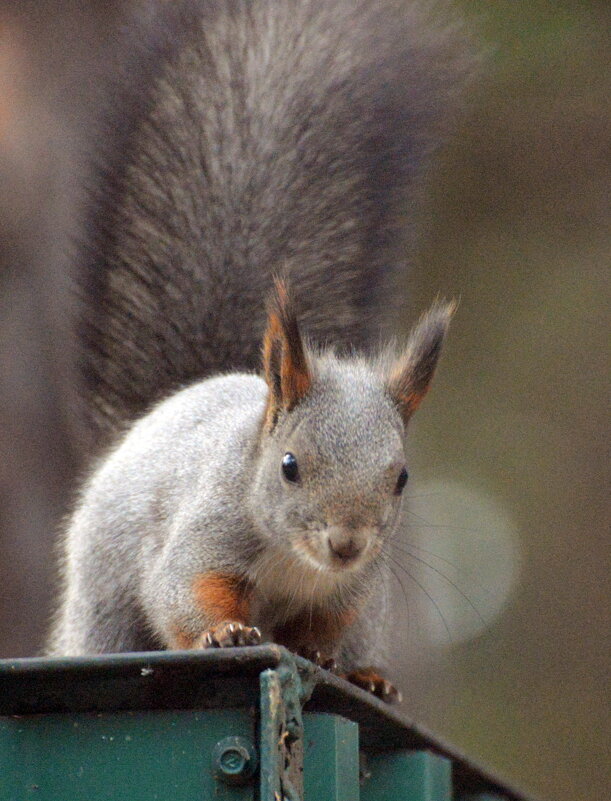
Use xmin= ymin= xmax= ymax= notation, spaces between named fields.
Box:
xmin=387 ymin=543 xmax=486 ymax=625
xmin=292 ymin=559 xmax=312 ymax=623
xmin=308 ymin=569 xmax=323 ymax=630
xmin=249 ymin=549 xmax=293 ymax=607
xmin=377 ymin=559 xmax=412 ymax=652
xmin=387 ymin=538 xmax=499 ymax=602
xmin=382 ymin=551 xmax=453 ymax=646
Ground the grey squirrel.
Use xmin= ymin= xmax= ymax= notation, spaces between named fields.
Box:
xmin=49 ymin=0 xmax=473 ymax=701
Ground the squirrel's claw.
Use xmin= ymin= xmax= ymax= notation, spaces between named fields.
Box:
xmin=198 ymin=622 xmax=261 ymax=649
xmin=342 ymin=668 xmax=402 ymax=704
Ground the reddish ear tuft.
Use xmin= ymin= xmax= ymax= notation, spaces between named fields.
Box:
xmin=262 ymin=278 xmax=312 ymax=429
xmin=388 ymin=300 xmax=456 ymax=423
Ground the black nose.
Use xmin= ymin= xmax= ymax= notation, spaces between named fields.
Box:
xmin=328 ymin=536 xmax=362 ymax=562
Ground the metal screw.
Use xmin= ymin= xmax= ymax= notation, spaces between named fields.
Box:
xmin=213 ymin=736 xmax=258 ymax=785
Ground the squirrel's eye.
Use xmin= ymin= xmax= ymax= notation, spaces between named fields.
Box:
xmin=282 ymin=452 xmax=300 ymax=483
xmin=394 ymin=466 xmax=408 ymax=495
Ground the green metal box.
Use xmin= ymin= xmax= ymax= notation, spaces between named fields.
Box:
xmin=0 ymin=646 xmax=535 ymax=800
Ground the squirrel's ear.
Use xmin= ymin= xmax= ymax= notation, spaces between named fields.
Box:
xmin=262 ymin=278 xmax=312 ymax=429
xmin=387 ymin=300 xmax=456 ymax=424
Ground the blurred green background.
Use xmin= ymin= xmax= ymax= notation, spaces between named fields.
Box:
xmin=396 ymin=3 xmax=609 ymax=801
xmin=0 ymin=3 xmax=608 ymax=801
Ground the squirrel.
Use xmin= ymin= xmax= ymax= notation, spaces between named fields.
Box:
xmin=48 ymin=0 xmax=473 ymax=702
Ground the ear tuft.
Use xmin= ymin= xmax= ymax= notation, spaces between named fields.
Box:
xmin=388 ymin=299 xmax=456 ymax=423
xmin=262 ymin=278 xmax=312 ymax=429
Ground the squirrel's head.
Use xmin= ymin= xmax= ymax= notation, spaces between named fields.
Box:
xmin=249 ymin=279 xmax=454 ymax=577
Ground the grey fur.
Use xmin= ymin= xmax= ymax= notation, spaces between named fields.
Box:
xmin=50 ymin=320 xmax=451 ymax=672
xmin=50 ymin=0 xmax=471 ymax=677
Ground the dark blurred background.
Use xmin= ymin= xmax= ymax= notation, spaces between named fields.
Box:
xmin=0 ymin=3 xmax=608 ymax=801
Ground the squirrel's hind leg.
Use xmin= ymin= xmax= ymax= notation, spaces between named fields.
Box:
xmin=47 ymin=590 xmax=156 ymax=656
xmin=335 ymin=583 xmax=402 ymax=703
xmin=340 ymin=667 xmax=402 ymax=704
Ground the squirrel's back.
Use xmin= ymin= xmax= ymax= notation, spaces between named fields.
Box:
xmin=79 ymin=0 xmax=473 ymax=448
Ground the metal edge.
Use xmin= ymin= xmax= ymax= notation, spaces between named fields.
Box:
xmin=302 ymin=664 xmax=541 ymax=801
xmin=0 ymin=645 xmax=541 ymax=801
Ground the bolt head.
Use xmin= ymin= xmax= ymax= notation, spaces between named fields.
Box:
xmin=213 ymin=736 xmax=258 ymax=785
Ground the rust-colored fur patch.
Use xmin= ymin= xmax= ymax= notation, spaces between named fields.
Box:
xmin=387 ymin=384 xmax=427 ymax=417
xmin=192 ymin=572 xmax=251 ymax=624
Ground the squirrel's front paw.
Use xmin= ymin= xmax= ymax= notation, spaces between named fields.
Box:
xmin=198 ymin=621 xmax=261 ymax=648
xmin=342 ymin=667 xmax=402 ymax=704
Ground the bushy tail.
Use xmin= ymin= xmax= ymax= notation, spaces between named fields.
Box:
xmin=78 ymin=0 xmax=475 ymax=449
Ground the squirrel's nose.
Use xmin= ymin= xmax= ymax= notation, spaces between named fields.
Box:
xmin=327 ymin=528 xmax=368 ymax=563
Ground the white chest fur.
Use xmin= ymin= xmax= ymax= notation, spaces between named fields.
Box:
xmin=248 ymin=546 xmax=351 ymax=629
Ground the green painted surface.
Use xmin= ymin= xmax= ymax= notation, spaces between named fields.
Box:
xmin=0 ymin=709 xmax=256 ymax=801
xmin=303 ymin=713 xmax=359 ymax=801
xmin=361 ymin=749 xmax=452 ymax=801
